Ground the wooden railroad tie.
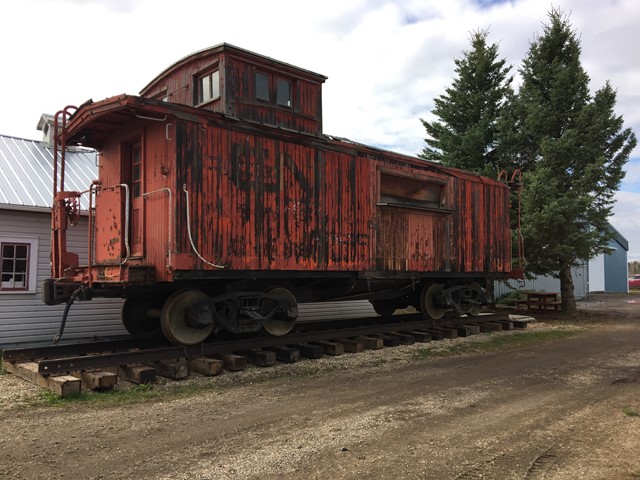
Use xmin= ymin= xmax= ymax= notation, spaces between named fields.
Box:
xmin=353 ymin=336 xmax=384 ymax=350
xmin=71 ymin=369 xmax=117 ymax=391
xmin=332 ymin=339 xmax=364 ymax=353
xmin=4 ymin=361 xmax=80 ymax=398
xmin=289 ymin=343 xmax=324 ymax=359
xmin=212 ymin=353 xmax=248 ymax=371
xmin=188 ymin=356 xmax=224 ymax=376
xmin=150 ymin=358 xmax=189 ymax=380
xmin=311 ymin=340 xmax=344 ymax=356
xmin=118 ymin=364 xmax=156 ymax=384
xmin=265 ymin=345 xmax=301 ymax=363
xmin=240 ymin=349 xmax=277 ymax=367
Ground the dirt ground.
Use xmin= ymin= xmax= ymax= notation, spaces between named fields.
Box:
xmin=1 ymin=292 xmax=639 ymax=480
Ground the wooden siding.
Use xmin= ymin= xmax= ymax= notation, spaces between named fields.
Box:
xmin=0 ymin=209 xmax=125 ymax=347
xmin=166 ymin=119 xmax=511 ymax=275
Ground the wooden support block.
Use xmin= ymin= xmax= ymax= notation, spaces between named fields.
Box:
xmin=477 ymin=323 xmax=495 ymax=333
xmin=377 ymin=335 xmax=401 ymax=347
xmin=354 ymin=336 xmax=384 ymax=350
xmin=424 ymin=329 xmax=445 ymax=341
xmin=439 ymin=328 xmax=458 ymax=339
xmin=118 ymin=364 xmax=156 ymax=384
xmin=4 ymin=362 xmax=81 ymax=398
xmin=290 ymin=343 xmax=324 ymax=359
xmin=312 ymin=340 xmax=344 ymax=355
xmin=333 ymin=339 xmax=364 ymax=353
xmin=511 ymin=320 xmax=529 ymax=329
xmin=390 ymin=332 xmax=415 ymax=345
xmin=266 ymin=346 xmax=301 ymax=363
xmin=486 ymin=322 xmax=507 ymax=331
xmin=241 ymin=349 xmax=277 ymax=367
xmin=461 ymin=324 xmax=481 ymax=336
xmin=152 ymin=358 xmax=189 ymax=380
xmin=188 ymin=356 xmax=223 ymax=376
xmin=72 ymin=370 xmax=117 ymax=391
xmin=213 ymin=354 xmax=248 ymax=371
xmin=404 ymin=331 xmax=432 ymax=343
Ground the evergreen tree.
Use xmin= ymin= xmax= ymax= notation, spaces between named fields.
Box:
xmin=419 ymin=30 xmax=513 ymax=177
xmin=507 ymin=9 xmax=637 ymax=312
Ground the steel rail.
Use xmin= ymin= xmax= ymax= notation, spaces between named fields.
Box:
xmin=2 ymin=337 xmax=170 ymax=363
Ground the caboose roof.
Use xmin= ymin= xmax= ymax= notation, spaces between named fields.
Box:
xmin=140 ymin=43 xmax=327 ymax=97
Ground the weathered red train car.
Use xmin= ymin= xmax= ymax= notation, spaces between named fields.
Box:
xmin=45 ymin=44 xmax=514 ymax=345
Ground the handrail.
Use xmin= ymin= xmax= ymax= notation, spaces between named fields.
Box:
xmin=183 ymin=184 xmax=225 ymax=269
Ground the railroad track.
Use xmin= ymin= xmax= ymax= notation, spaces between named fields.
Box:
xmin=2 ymin=312 xmax=530 ymax=397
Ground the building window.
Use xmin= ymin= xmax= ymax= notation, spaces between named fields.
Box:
xmin=196 ymin=69 xmax=220 ymax=105
xmin=277 ymin=78 xmax=291 ymax=107
xmin=0 ymin=238 xmax=38 ymax=293
xmin=256 ymin=72 xmax=269 ymax=101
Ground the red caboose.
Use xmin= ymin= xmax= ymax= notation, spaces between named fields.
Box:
xmin=46 ymin=44 xmax=514 ymax=345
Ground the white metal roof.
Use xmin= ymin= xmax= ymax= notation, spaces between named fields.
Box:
xmin=0 ymin=134 xmax=97 ymax=211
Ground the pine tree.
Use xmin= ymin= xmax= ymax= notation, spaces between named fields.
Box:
xmin=419 ymin=30 xmax=513 ymax=177
xmin=508 ymin=9 xmax=637 ymax=312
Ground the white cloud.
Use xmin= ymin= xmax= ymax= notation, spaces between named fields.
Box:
xmin=0 ymin=0 xmax=638 ymax=258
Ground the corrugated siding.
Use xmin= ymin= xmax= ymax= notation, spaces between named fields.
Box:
xmin=604 ymin=238 xmax=629 ymax=293
xmin=494 ymin=265 xmax=588 ymax=300
xmin=0 ymin=209 xmax=126 ymax=348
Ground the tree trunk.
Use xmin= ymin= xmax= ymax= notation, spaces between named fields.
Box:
xmin=559 ymin=264 xmax=577 ymax=314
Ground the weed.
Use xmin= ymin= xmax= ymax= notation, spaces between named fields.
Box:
xmin=623 ymin=407 xmax=640 ymax=417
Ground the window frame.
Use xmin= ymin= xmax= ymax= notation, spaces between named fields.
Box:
xmin=194 ymin=68 xmax=220 ymax=106
xmin=255 ymin=71 xmax=270 ymax=102
xmin=276 ymin=78 xmax=292 ymax=108
xmin=0 ymin=236 xmax=38 ymax=294
xmin=377 ymin=169 xmax=451 ymax=213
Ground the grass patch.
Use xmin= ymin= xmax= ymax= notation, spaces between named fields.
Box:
xmin=623 ymin=407 xmax=640 ymax=417
xmin=27 ymin=382 xmax=165 ymax=407
xmin=411 ymin=329 xmax=579 ymax=360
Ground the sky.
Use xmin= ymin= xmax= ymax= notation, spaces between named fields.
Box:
xmin=1 ymin=0 xmax=638 ymax=261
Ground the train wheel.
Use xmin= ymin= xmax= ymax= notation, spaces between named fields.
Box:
xmin=161 ymin=289 xmax=213 ymax=345
xmin=468 ymin=283 xmax=484 ymax=316
xmin=261 ymin=287 xmax=298 ymax=336
xmin=122 ymin=296 xmax=163 ymax=339
xmin=420 ymin=283 xmax=447 ymax=320
xmin=370 ymin=299 xmax=396 ymax=317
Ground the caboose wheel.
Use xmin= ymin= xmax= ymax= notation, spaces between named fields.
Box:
xmin=420 ymin=283 xmax=447 ymax=320
xmin=261 ymin=287 xmax=298 ymax=336
xmin=467 ymin=283 xmax=484 ymax=316
xmin=370 ymin=299 xmax=396 ymax=317
xmin=161 ymin=289 xmax=213 ymax=345
xmin=122 ymin=296 xmax=163 ymax=339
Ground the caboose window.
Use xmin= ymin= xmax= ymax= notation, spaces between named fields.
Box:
xmin=277 ymin=78 xmax=291 ymax=107
xmin=196 ymin=69 xmax=220 ymax=105
xmin=256 ymin=72 xmax=269 ymax=101
xmin=379 ymin=172 xmax=448 ymax=211
xmin=1 ymin=241 xmax=30 ymax=292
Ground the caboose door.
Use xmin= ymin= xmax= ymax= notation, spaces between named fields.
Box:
xmin=128 ymin=141 xmax=144 ymax=258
